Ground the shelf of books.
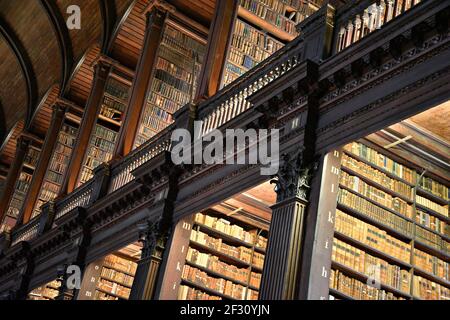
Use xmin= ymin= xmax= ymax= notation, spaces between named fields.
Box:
xmin=28 ymin=280 xmax=61 ymax=300
xmin=78 ymin=243 xmax=141 ymax=301
xmin=222 ymin=0 xmax=322 ymax=87
xmin=31 ymin=121 xmax=79 ymax=219
xmin=77 ymin=77 xmax=130 ymax=186
xmin=328 ymin=141 xmax=449 ymax=300
xmin=238 ymin=0 xmax=321 ymax=39
xmin=0 ymin=145 xmax=41 ymax=233
xmin=133 ymin=21 xmax=206 ymax=148
xmin=177 ymin=211 xmax=267 ymax=300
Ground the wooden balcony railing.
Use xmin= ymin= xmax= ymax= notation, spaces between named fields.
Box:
xmin=53 ymin=179 xmax=94 ymax=222
xmin=334 ymin=0 xmax=424 ymax=53
xmin=10 ymin=214 xmax=41 ymax=246
xmin=108 ymin=125 xmax=174 ymax=194
xmin=198 ymin=35 xmax=305 ymax=135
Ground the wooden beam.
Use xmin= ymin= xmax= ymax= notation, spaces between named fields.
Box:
xmin=17 ymin=103 xmax=69 ymax=226
xmin=195 ymin=0 xmax=238 ymax=103
xmin=0 ymin=16 xmax=38 ymax=126
xmin=114 ymin=4 xmax=168 ymax=156
xmin=39 ymin=0 xmax=74 ymax=93
xmin=0 ymin=135 xmax=32 ymax=231
xmin=99 ymin=0 xmax=118 ymax=53
xmin=61 ymin=59 xmax=113 ymax=195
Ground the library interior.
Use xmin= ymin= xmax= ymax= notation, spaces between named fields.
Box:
xmin=0 ymin=0 xmax=448 ymax=301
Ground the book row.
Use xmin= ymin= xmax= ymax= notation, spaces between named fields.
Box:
xmin=147 ymin=92 xmax=179 ymax=115
xmin=151 ymin=78 xmax=191 ymax=107
xmin=101 ymin=267 xmax=134 ymax=287
xmin=239 ymin=0 xmax=299 ymax=35
xmin=413 ymin=275 xmax=450 ymax=300
xmin=414 ymin=248 xmax=449 ymax=281
xmin=178 ymin=285 xmax=222 ymax=300
xmin=156 ymin=57 xmax=194 ymax=84
xmin=342 ymin=154 xmax=412 ymax=199
xmin=233 ymin=19 xmax=283 ymax=53
xmin=190 ymin=229 xmax=263 ymax=268
xmin=104 ymin=255 xmax=138 ymax=275
xmin=186 ymin=247 xmax=262 ymax=288
xmin=332 ymin=238 xmax=411 ymax=293
xmin=330 ymin=269 xmax=405 ymax=300
xmin=419 ymin=176 xmax=449 ymax=200
xmin=340 ymin=170 xmax=413 ymax=218
xmin=344 ymin=142 xmax=416 ymax=185
xmin=24 ymin=147 xmax=40 ymax=168
xmin=105 ymin=79 xmax=129 ymax=101
xmin=416 ymin=195 xmax=448 ymax=217
xmin=338 ymin=188 xmax=414 ymax=236
xmin=194 ymin=213 xmax=268 ymax=249
xmin=97 ymin=279 xmax=131 ymax=299
xmin=181 ymin=265 xmax=258 ymax=300
xmin=154 ymin=68 xmax=193 ymax=94
xmin=335 ymin=209 xmax=411 ymax=262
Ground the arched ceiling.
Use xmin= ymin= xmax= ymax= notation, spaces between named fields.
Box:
xmin=0 ymin=0 xmax=214 ymax=146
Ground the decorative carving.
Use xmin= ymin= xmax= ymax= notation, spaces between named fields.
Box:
xmin=270 ymin=149 xmax=318 ymax=202
xmin=137 ymin=216 xmax=169 ymax=260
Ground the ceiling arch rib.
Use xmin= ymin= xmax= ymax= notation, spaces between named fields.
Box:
xmin=99 ymin=0 xmax=118 ymax=53
xmin=107 ymin=0 xmax=137 ymax=55
xmin=39 ymin=0 xmax=74 ymax=94
xmin=0 ymin=16 xmax=38 ymax=127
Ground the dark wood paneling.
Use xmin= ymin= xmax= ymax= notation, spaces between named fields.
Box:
xmin=30 ymin=85 xmax=60 ymax=137
xmin=66 ymin=45 xmax=101 ymax=107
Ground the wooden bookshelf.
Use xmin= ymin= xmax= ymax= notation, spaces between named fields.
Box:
xmin=1 ymin=143 xmax=41 ymax=232
xmin=77 ymin=77 xmax=130 ymax=186
xmin=329 ymin=141 xmax=450 ymax=300
xmin=78 ymin=251 xmax=138 ymax=301
xmin=178 ymin=212 xmax=267 ymax=301
xmin=331 ymin=261 xmax=412 ymax=299
xmin=27 ymin=280 xmax=60 ymax=300
xmin=134 ymin=20 xmax=206 ymax=148
xmin=32 ymin=122 xmax=78 ymax=218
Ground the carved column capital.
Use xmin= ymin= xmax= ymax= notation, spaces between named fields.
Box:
xmin=270 ymin=149 xmax=318 ymax=203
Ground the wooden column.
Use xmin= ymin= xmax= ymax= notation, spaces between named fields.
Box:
xmin=129 ymin=216 xmax=169 ymax=300
xmin=0 ymin=135 xmax=32 ymax=228
xmin=259 ymin=150 xmax=318 ymax=300
xmin=61 ymin=59 xmax=113 ymax=195
xmin=115 ymin=4 xmax=169 ymax=157
xmin=259 ymin=70 xmax=320 ymax=300
xmin=194 ymin=0 xmax=238 ymax=102
xmin=18 ymin=102 xmax=69 ymax=225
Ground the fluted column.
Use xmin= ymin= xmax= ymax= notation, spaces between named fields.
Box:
xmin=259 ymin=151 xmax=318 ymax=300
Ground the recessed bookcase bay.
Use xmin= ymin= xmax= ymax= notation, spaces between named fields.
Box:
xmin=77 ymin=75 xmax=131 ymax=187
xmin=329 ymin=141 xmax=449 ymax=300
xmin=0 ymin=142 xmax=41 ymax=233
xmin=221 ymin=0 xmax=322 ymax=87
xmin=133 ymin=19 xmax=207 ymax=149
